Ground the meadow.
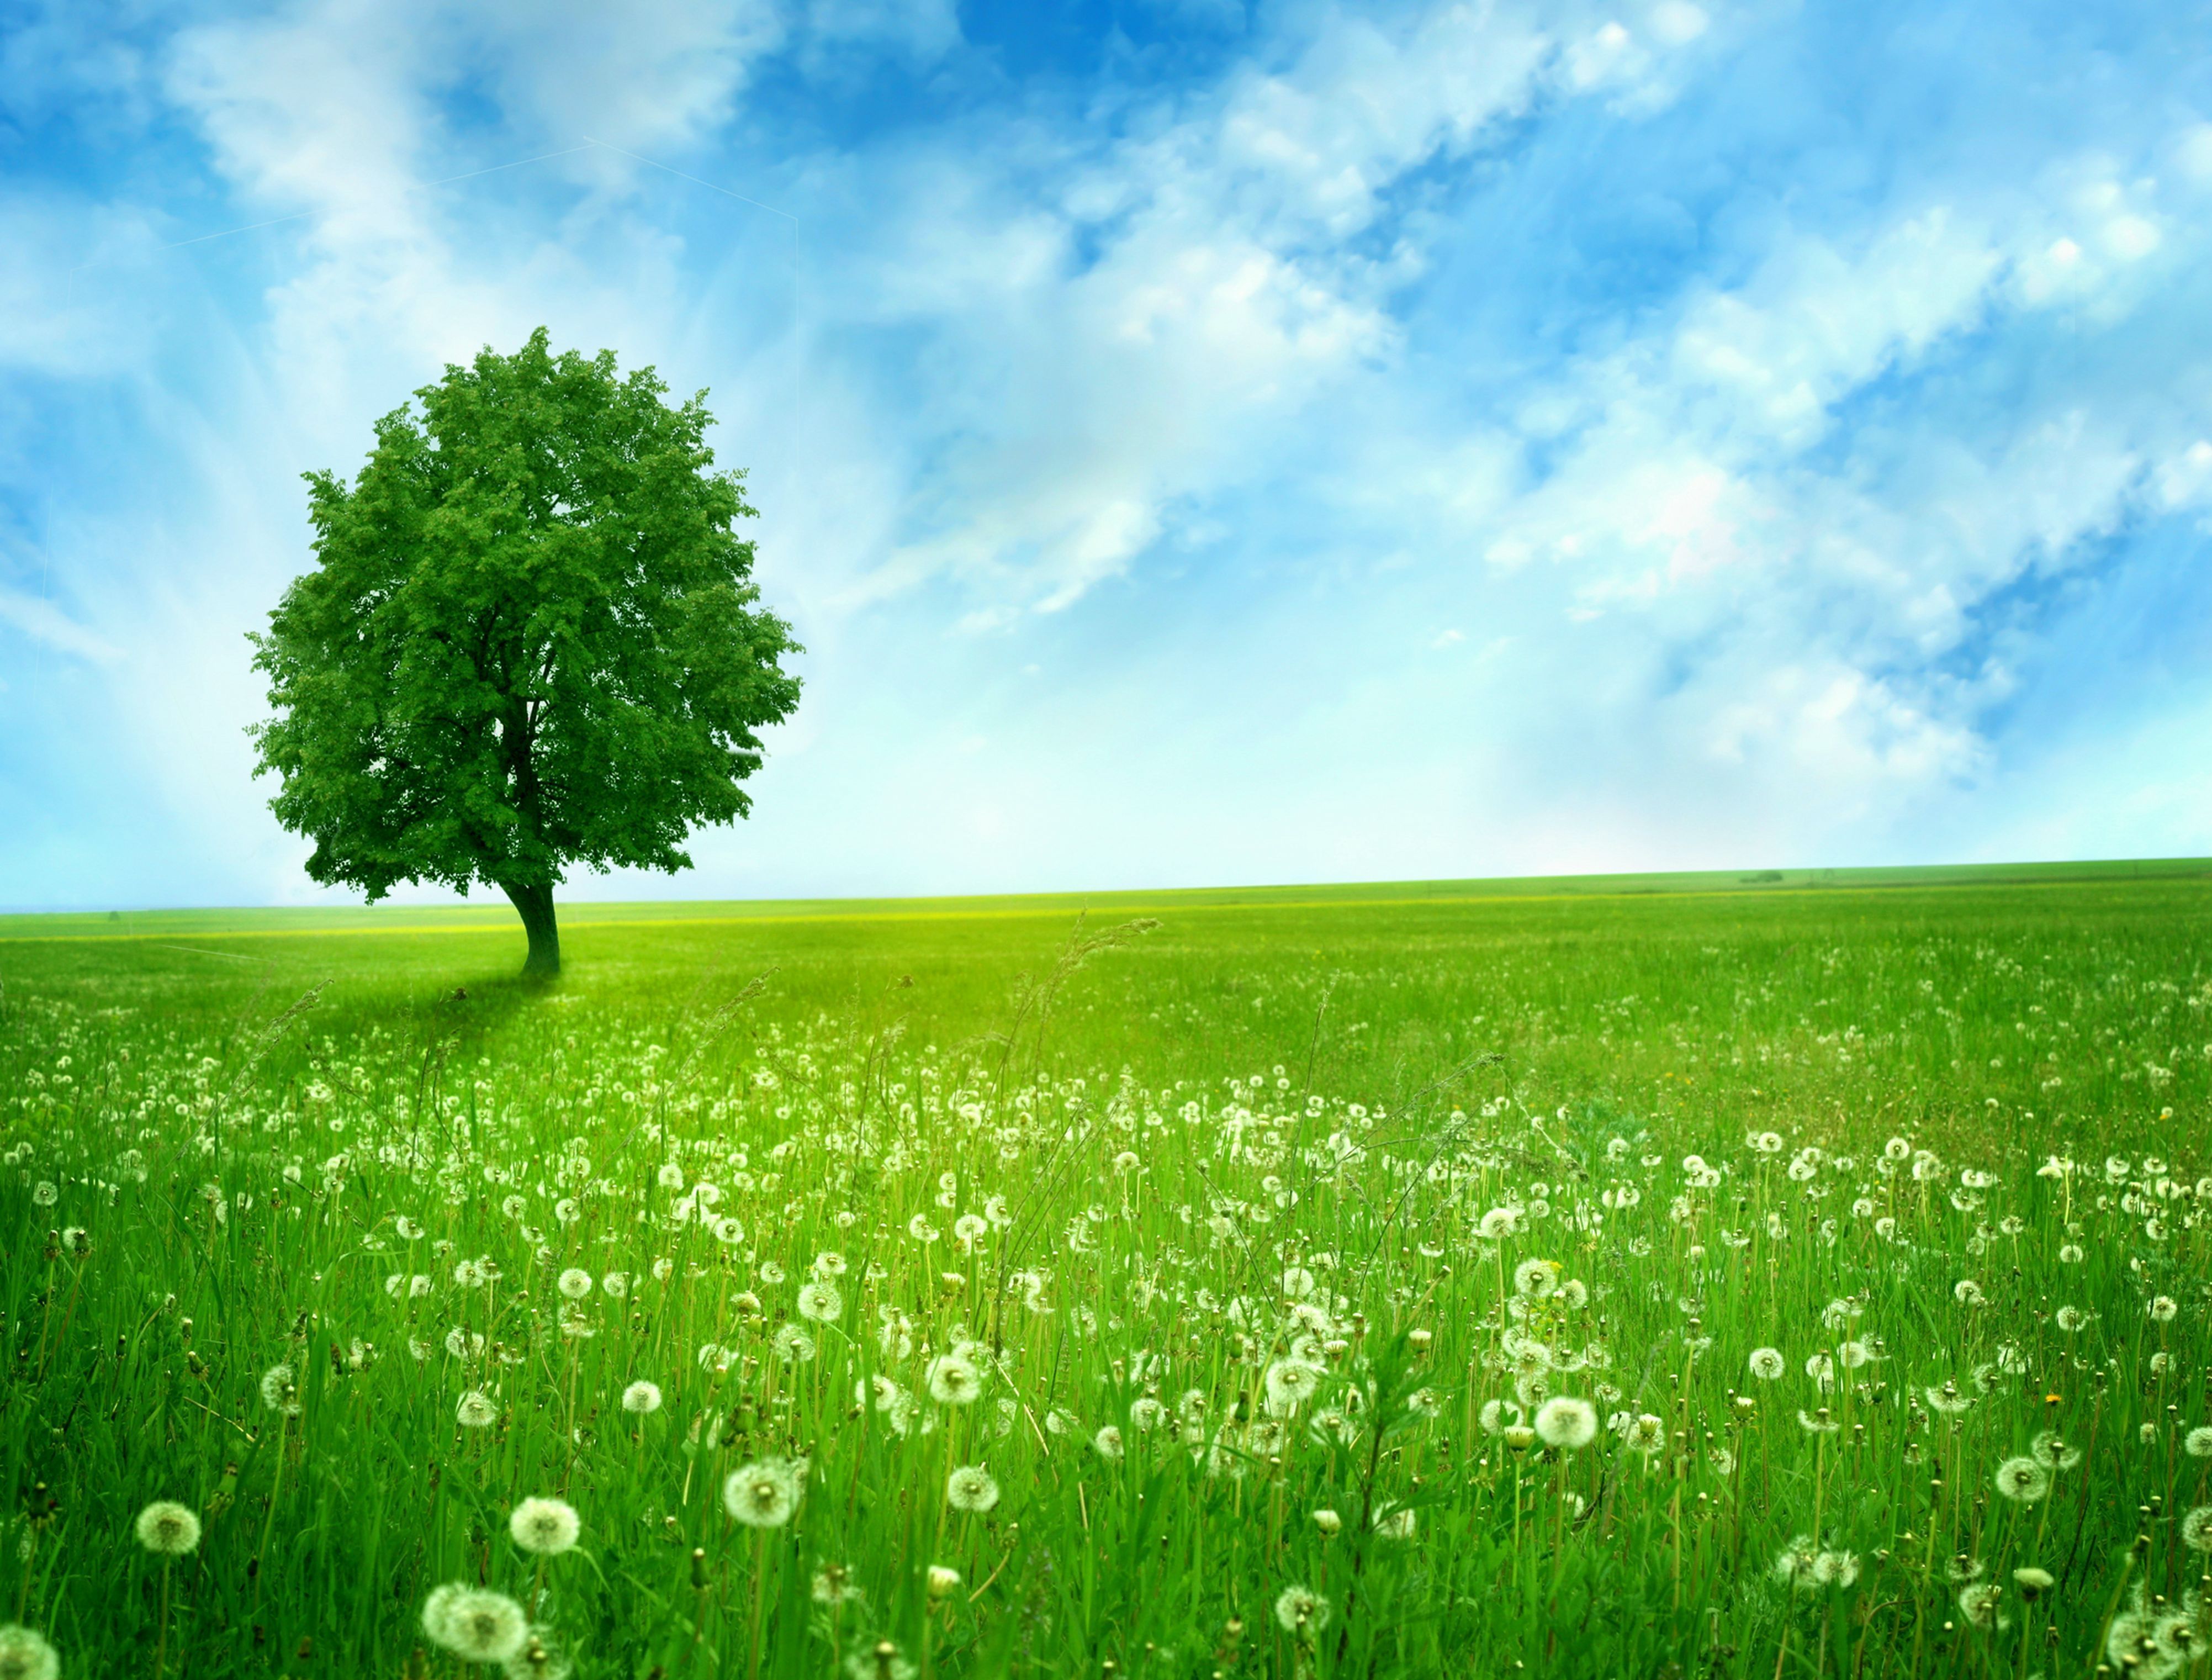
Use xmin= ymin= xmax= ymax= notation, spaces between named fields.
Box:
xmin=0 ymin=858 xmax=2209 ymax=1678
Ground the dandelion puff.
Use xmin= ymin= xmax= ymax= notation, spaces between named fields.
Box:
xmin=457 ymin=1390 xmax=499 ymax=1429
xmin=796 ymin=1281 xmax=843 ymax=1323
xmin=945 ymin=1464 xmax=999 ymax=1514
xmin=508 ymin=1496 xmax=581 ymax=1556
xmin=1533 ymin=1396 xmax=1598 ymax=1451
xmin=2181 ymin=1505 xmax=2212 ymax=1553
xmin=502 ymin=1629 xmax=573 ymax=1680
xmin=1811 ymin=1550 xmax=1860 ymax=1588
xmin=423 ymin=1584 xmax=529 ymax=1663
xmin=2185 ymin=1425 xmax=2212 ymax=1460
xmin=1993 ymin=1457 xmax=2050 ymax=1504
xmin=259 ymin=1363 xmax=301 ymax=1416
xmin=1093 ymin=1426 xmax=1125 ymax=1461
xmin=1373 ymin=1503 xmax=1416 ymax=1540
xmin=723 ymin=1459 xmax=806 ymax=1528
xmin=2030 ymin=1430 xmax=2083 ymax=1472
xmin=1956 ymin=1583 xmax=2001 ymax=1629
xmin=1746 ymin=1348 xmax=1785 ymax=1382
xmin=926 ymin=1354 xmax=981 ymax=1406
xmin=134 ymin=1500 xmax=201 ymax=1556
xmin=1772 ymin=1535 xmax=1816 ymax=1589
xmin=1263 ymin=1359 xmax=1323 ymax=1417
xmin=0 ymin=1625 xmax=60 ymax=1680
xmin=621 ymin=1380 xmax=663 ymax=1415
xmin=1273 ymin=1585 xmax=1331 ymax=1634
xmin=557 ymin=1269 xmax=592 ymax=1301
xmin=1512 ymin=1258 xmax=1558 ymax=1299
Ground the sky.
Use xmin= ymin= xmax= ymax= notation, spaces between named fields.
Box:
xmin=2 ymin=0 xmax=2209 ymax=911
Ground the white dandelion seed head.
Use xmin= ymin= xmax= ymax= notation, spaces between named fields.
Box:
xmin=796 ymin=1281 xmax=844 ymax=1323
xmin=621 ymin=1380 xmax=664 ymax=1415
xmin=1273 ymin=1584 xmax=1331 ymax=1634
xmin=1533 ymin=1396 xmax=1598 ymax=1451
xmin=1993 ymin=1457 xmax=2050 ymax=1504
xmin=557 ymin=1268 xmax=592 ymax=1301
xmin=1747 ymin=1348 xmax=1785 ymax=1381
xmin=259 ymin=1363 xmax=301 ymax=1416
xmin=945 ymin=1464 xmax=1000 ymax=1513
xmin=422 ymin=1584 xmax=528 ymax=1663
xmin=723 ymin=1458 xmax=806 ymax=1528
xmin=926 ymin=1354 xmax=982 ymax=1406
xmin=0 ymin=1625 xmax=60 ymax=1680
xmin=2181 ymin=1505 xmax=2212 ymax=1553
xmin=456 ymin=1390 xmax=499 ymax=1429
xmin=134 ymin=1499 xmax=202 ymax=1556
xmin=507 ymin=1496 xmax=581 ymax=1556
xmin=1092 ymin=1425 xmax=1124 ymax=1461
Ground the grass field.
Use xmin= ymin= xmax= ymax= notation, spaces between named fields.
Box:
xmin=1 ymin=860 xmax=2209 ymax=1678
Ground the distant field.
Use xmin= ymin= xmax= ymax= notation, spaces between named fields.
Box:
xmin=2 ymin=860 xmax=2208 ymax=1677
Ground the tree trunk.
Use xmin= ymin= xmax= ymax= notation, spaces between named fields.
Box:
xmin=501 ymin=881 xmax=561 ymax=978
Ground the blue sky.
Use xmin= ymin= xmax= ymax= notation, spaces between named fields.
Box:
xmin=2 ymin=0 xmax=2209 ymax=910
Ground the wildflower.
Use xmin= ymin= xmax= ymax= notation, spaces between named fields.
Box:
xmin=2013 ymin=1567 xmax=2054 ymax=1599
xmin=457 ymin=1390 xmax=499 ymax=1428
xmin=557 ymin=1269 xmax=592 ymax=1301
xmin=2185 ymin=1425 xmax=2212 ymax=1459
xmin=134 ymin=1500 xmax=202 ymax=1556
xmin=796 ymin=1281 xmax=844 ymax=1323
xmin=509 ymin=1496 xmax=581 ymax=1556
xmin=601 ymin=1272 xmax=628 ymax=1299
xmin=1953 ymin=1280 xmax=1984 ymax=1307
xmin=423 ymin=1584 xmax=529 ymax=1663
xmin=1129 ymin=1397 xmax=1166 ymax=1431
xmin=1093 ymin=1426 xmax=1125 ymax=1461
xmin=2054 ymin=1306 xmax=2086 ymax=1332
xmin=30 ymin=1185 xmax=55 ymax=1208
xmin=1513 ymin=1258 xmax=1558 ymax=1299
xmin=1533 ymin=1396 xmax=1599 ymax=1451
xmin=259 ymin=1363 xmax=301 ymax=1416
xmin=812 ymin=1565 xmax=861 ymax=1606
xmin=1811 ymin=1550 xmax=1860 ymax=1588
xmin=1797 ymin=1409 xmax=1841 ymax=1435
xmin=926 ymin=1354 xmax=981 ymax=1406
xmin=1263 ymin=1359 xmax=1324 ymax=1416
xmin=1313 ymin=1508 xmax=1342 ymax=1535
xmin=1772 ymin=1534 xmax=1817 ymax=1589
xmin=621 ymin=1380 xmax=663 ymax=1414
xmin=945 ymin=1465 xmax=1000 ymax=1513
xmin=773 ymin=1324 xmax=817 ymax=1365
xmin=1993 ymin=1457 xmax=2050 ymax=1504
xmin=1620 ymin=1414 xmax=1666 ymax=1456
xmin=657 ymin=1163 xmax=684 ymax=1190
xmin=2030 ymin=1429 xmax=2082 ymax=1471
xmin=1373 ymin=1503 xmax=1416 ymax=1540
xmin=0 ymin=1626 xmax=61 ymax=1680
xmin=1747 ymin=1348 xmax=1785 ymax=1381
xmin=2149 ymin=1295 xmax=2178 ymax=1322
xmin=1273 ymin=1585 xmax=1331 ymax=1634
xmin=1956 ymin=1582 xmax=2002 ymax=1628
xmin=2181 ymin=1505 xmax=2212 ymax=1553
xmin=927 ymin=1565 xmax=962 ymax=1598
xmin=723 ymin=1459 xmax=806 ymax=1528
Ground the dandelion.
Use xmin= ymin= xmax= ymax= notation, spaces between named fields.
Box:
xmin=2030 ymin=1429 xmax=2083 ymax=1471
xmin=259 ymin=1363 xmax=301 ymax=1415
xmin=1993 ymin=1457 xmax=2050 ymax=1504
xmin=1313 ymin=1508 xmax=1342 ymax=1535
xmin=557 ymin=1269 xmax=592 ymax=1301
xmin=1956 ymin=1582 xmax=2002 ymax=1629
xmin=2055 ymin=1306 xmax=2087 ymax=1332
xmin=0 ymin=1626 xmax=60 ymax=1680
xmin=1747 ymin=1348 xmax=1785 ymax=1381
xmin=926 ymin=1354 xmax=981 ymax=1405
xmin=1373 ymin=1503 xmax=1417 ymax=1539
xmin=927 ymin=1565 xmax=962 ymax=1597
xmin=2013 ymin=1567 xmax=2054 ymax=1599
xmin=1273 ymin=1585 xmax=1331 ymax=1634
xmin=1130 ymin=1397 xmax=1166 ymax=1431
xmin=772 ymin=1324 xmax=817 ymax=1365
xmin=812 ymin=1565 xmax=861 ymax=1606
xmin=1620 ymin=1414 xmax=1666 ymax=1456
xmin=134 ymin=1501 xmax=201 ymax=1556
xmin=1263 ymin=1359 xmax=1324 ymax=1416
xmin=723 ymin=1459 xmax=806 ymax=1528
xmin=423 ymin=1583 xmax=529 ymax=1663
xmin=1514 ymin=1258 xmax=1558 ymax=1298
xmin=2149 ymin=1295 xmax=2178 ymax=1322
xmin=1772 ymin=1534 xmax=1817 ymax=1589
xmin=796 ymin=1281 xmax=843 ymax=1323
xmin=945 ymin=1464 xmax=1000 ymax=1513
xmin=2184 ymin=1425 xmax=2212 ymax=1459
xmin=1797 ymin=1409 xmax=1841 ymax=1434
xmin=2182 ymin=1505 xmax=2212 ymax=1553
xmin=621 ymin=1380 xmax=663 ymax=1414
xmin=1811 ymin=1550 xmax=1860 ymax=1588
xmin=1093 ymin=1426 xmax=1125 ymax=1461
xmin=457 ymin=1390 xmax=499 ymax=1428
xmin=1533 ymin=1396 xmax=1599 ymax=1450
xmin=508 ymin=1496 xmax=581 ymax=1556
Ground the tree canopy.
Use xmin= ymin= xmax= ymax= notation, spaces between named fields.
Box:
xmin=248 ymin=328 xmax=801 ymax=975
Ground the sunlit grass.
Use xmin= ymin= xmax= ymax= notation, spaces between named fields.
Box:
xmin=0 ymin=865 xmax=2207 ymax=1676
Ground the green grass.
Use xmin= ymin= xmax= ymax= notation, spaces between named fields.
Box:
xmin=1 ymin=860 xmax=2209 ymax=1678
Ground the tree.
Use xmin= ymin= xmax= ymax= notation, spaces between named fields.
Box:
xmin=248 ymin=328 xmax=802 ymax=977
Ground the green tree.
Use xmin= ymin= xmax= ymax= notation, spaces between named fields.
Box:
xmin=248 ymin=329 xmax=802 ymax=977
